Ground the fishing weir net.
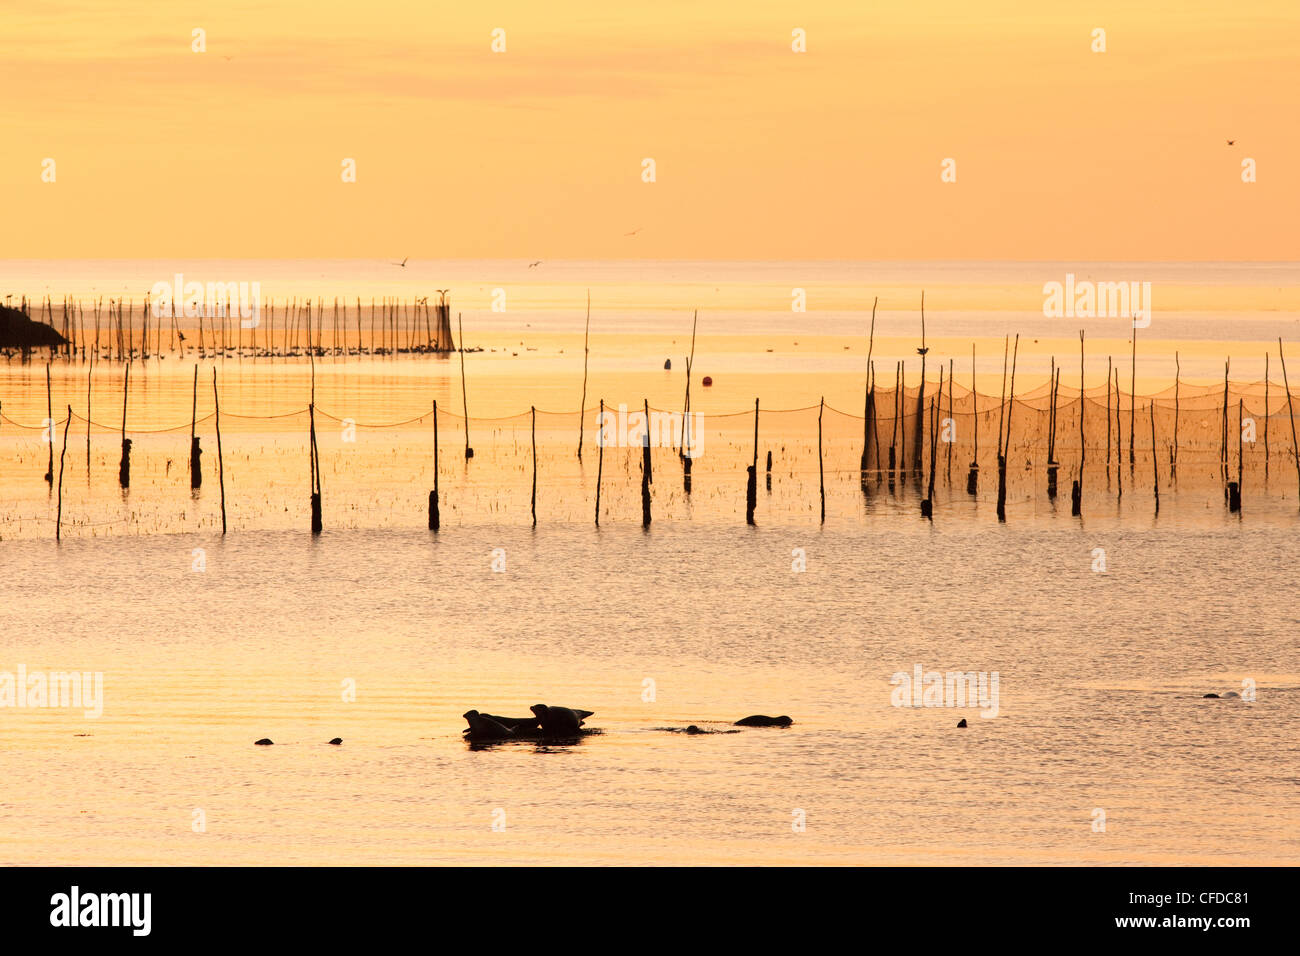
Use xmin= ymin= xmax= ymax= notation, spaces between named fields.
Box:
xmin=0 ymin=377 xmax=1295 ymax=538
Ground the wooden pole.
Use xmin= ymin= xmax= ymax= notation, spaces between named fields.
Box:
xmin=577 ymin=289 xmax=590 ymax=460
xmin=1216 ymin=358 xmax=1227 ymax=481
xmin=681 ymin=310 xmax=698 ymax=459
xmin=190 ymin=364 xmax=202 ymax=489
xmin=86 ymin=357 xmax=91 ymax=477
xmin=118 ymin=362 xmax=131 ymax=489
xmin=997 ymin=335 xmax=1019 ymax=523
xmin=1150 ymin=400 xmax=1159 ymax=514
xmin=595 ymin=398 xmax=604 ymax=526
xmin=967 ymin=343 xmax=979 ymax=495
xmin=213 ymin=368 xmax=226 ymax=534
xmin=429 ymin=401 xmax=441 ymax=530
xmin=641 ymin=403 xmax=652 ymax=528
xmin=56 ymin=405 xmax=70 ymax=540
xmin=861 ymin=297 xmax=877 ymax=477
xmin=1172 ymin=352 xmax=1180 ymax=480
xmin=1281 ymin=339 xmax=1300 ymax=508
xmin=818 ymin=396 xmax=825 ymax=524
xmin=531 ymin=405 xmax=537 ymax=527
xmin=747 ymin=398 xmax=758 ymax=525
xmin=1073 ymin=330 xmax=1084 ymax=516
xmin=1129 ymin=326 xmax=1137 ymax=471
xmin=44 ymin=362 xmax=53 ymax=484
xmin=946 ymin=357 xmax=954 ymax=482
xmin=458 ymin=314 xmax=473 ymax=458
xmin=1264 ymin=351 xmax=1270 ymax=478
xmin=1114 ymin=367 xmax=1123 ymax=499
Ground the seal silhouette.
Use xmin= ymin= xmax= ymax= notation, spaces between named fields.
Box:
xmin=478 ymin=712 xmax=542 ymax=733
xmin=530 ymin=704 xmax=594 ymax=735
xmin=462 ymin=710 xmax=516 ymax=739
xmin=734 ymin=715 xmax=792 ymax=727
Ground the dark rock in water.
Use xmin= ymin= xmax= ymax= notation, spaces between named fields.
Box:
xmin=254 ymin=738 xmax=274 ymax=745
xmin=1203 ymin=693 xmax=1221 ymax=699
xmin=328 ymin=738 xmax=342 ymax=745
xmin=734 ymin=715 xmax=792 ymax=727
xmin=957 ymin=718 xmax=968 ymax=728
xmin=685 ymin=725 xmax=705 ymax=735
xmin=0 ymin=304 xmax=68 ymax=350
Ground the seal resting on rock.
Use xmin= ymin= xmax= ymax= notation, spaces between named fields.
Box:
xmin=734 ymin=715 xmax=792 ymax=727
xmin=530 ymin=704 xmax=593 ymax=735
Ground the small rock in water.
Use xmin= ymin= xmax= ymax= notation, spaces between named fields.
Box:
xmin=957 ymin=719 xmax=968 ymax=728
xmin=254 ymin=738 xmax=274 ymax=746
xmin=328 ymin=738 xmax=343 ymax=745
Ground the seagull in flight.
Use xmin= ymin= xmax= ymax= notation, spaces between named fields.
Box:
xmin=624 ymin=227 xmax=642 ymax=236
xmin=1226 ymin=139 xmax=1235 ymax=146
xmin=528 ymin=260 xmax=542 ymax=268
xmin=392 ymin=257 xmax=409 ymax=267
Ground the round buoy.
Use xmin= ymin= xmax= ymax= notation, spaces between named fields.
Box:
xmin=702 ymin=375 xmax=713 ymax=386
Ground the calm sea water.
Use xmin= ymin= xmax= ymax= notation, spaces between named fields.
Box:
xmin=1 ymin=261 xmax=1297 ymax=865
xmin=1 ymin=516 xmax=1296 ymax=865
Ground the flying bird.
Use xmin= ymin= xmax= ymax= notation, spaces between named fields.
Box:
xmin=528 ymin=260 xmax=542 ymax=268
xmin=1227 ymin=139 xmax=1236 ymax=145
xmin=392 ymin=257 xmax=409 ymax=267
xmin=624 ymin=227 xmax=642 ymax=236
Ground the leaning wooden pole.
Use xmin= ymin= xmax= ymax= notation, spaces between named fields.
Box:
xmin=1129 ymin=326 xmax=1137 ymax=471
xmin=56 ymin=405 xmax=71 ymax=541
xmin=997 ymin=335 xmax=1019 ymax=523
xmin=595 ymin=398 xmax=605 ymax=526
xmin=458 ymin=314 xmax=473 ymax=459
xmin=213 ymin=368 xmax=226 ymax=534
xmin=577 ymin=290 xmax=591 ymax=460
xmin=860 ymin=297 xmax=877 ymax=479
xmin=1281 ymin=339 xmax=1299 ymax=508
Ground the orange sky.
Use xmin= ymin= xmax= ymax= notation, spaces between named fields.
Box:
xmin=2 ymin=0 xmax=1297 ymax=260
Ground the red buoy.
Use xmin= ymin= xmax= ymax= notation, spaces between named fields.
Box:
xmin=702 ymin=375 xmax=713 ymax=386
